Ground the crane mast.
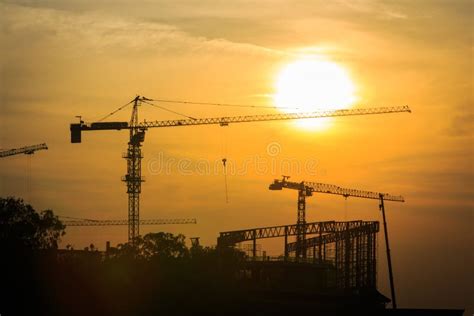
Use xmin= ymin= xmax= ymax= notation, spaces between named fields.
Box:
xmin=70 ymin=96 xmax=410 ymax=244
xmin=122 ymin=96 xmax=146 ymax=242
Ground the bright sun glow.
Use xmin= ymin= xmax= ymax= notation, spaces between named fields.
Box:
xmin=274 ymin=59 xmax=356 ymax=129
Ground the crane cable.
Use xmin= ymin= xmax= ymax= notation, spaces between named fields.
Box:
xmin=146 ymin=97 xmax=234 ymax=203
xmin=344 ymin=196 xmax=348 ymax=221
xmin=26 ymin=155 xmax=31 ymax=203
xmin=222 ymin=158 xmax=229 ymax=203
xmin=96 ymin=98 xmax=136 ymax=122
xmin=222 ymin=124 xmax=229 ymax=203
xmin=144 ymin=97 xmax=231 ymax=202
xmin=147 ymin=97 xmax=304 ymax=110
xmin=219 ymin=109 xmax=230 ymax=203
xmin=93 ymin=96 xmax=306 ymax=123
xmin=141 ymin=99 xmax=197 ymax=120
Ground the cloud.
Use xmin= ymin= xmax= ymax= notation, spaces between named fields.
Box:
xmin=0 ymin=2 xmax=294 ymax=121
xmin=359 ymin=149 xmax=474 ymax=207
xmin=336 ymin=0 xmax=408 ymax=19
xmin=0 ymin=3 xmax=289 ymax=58
xmin=445 ymin=105 xmax=474 ymax=137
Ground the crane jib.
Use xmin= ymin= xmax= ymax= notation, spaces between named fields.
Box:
xmin=0 ymin=143 xmax=48 ymax=158
xmin=138 ymin=106 xmax=411 ymax=128
xmin=70 ymin=106 xmax=411 ymax=143
xmin=269 ymin=178 xmax=405 ymax=202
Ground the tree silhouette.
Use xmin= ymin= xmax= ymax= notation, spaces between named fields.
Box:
xmin=0 ymin=197 xmax=65 ymax=250
xmin=113 ymin=232 xmax=188 ymax=260
xmin=142 ymin=232 xmax=188 ymax=259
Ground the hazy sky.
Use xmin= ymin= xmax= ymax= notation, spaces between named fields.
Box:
xmin=0 ymin=0 xmax=472 ymax=312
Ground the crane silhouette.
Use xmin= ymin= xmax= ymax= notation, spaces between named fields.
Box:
xmin=70 ymin=95 xmax=410 ymax=244
xmin=60 ymin=216 xmax=196 ymax=226
xmin=269 ymin=176 xmax=404 ymax=308
xmin=0 ymin=143 xmax=48 ymax=158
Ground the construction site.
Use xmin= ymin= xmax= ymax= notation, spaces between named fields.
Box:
xmin=3 ymin=1 xmax=472 ymax=313
xmin=1 ymin=96 xmax=465 ymax=315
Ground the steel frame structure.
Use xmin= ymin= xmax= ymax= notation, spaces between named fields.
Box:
xmin=218 ymin=220 xmax=379 ymax=289
xmin=218 ymin=221 xmax=355 ymax=246
xmin=333 ymin=225 xmax=377 ymax=289
xmin=285 ymin=221 xmax=378 ymax=253
xmin=287 ymin=221 xmax=378 ymax=289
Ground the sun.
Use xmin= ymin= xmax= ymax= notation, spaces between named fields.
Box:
xmin=273 ymin=59 xmax=356 ymax=129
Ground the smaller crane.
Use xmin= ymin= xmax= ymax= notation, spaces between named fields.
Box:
xmin=60 ymin=216 xmax=197 ymax=226
xmin=269 ymin=176 xmax=404 ymax=309
xmin=1 ymin=143 xmax=48 ymax=202
xmin=0 ymin=143 xmax=48 ymax=158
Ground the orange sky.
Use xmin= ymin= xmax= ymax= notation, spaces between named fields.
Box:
xmin=0 ymin=1 xmax=472 ymax=312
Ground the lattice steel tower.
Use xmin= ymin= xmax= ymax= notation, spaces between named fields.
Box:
xmin=122 ymin=96 xmax=146 ymax=242
xmin=296 ymin=181 xmax=309 ymax=258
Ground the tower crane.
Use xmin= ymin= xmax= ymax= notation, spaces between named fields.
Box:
xmin=1 ymin=143 xmax=48 ymax=202
xmin=269 ymin=176 xmax=403 ymax=309
xmin=60 ymin=217 xmax=197 ymax=226
xmin=0 ymin=143 xmax=48 ymax=158
xmin=70 ymin=95 xmax=410 ymax=244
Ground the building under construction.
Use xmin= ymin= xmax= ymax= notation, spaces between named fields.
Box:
xmin=219 ymin=220 xmax=378 ymax=289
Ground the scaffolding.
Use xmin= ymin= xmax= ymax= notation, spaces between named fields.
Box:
xmin=218 ymin=220 xmax=379 ymax=290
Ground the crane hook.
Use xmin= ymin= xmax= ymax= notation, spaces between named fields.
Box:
xmin=222 ymin=158 xmax=229 ymax=203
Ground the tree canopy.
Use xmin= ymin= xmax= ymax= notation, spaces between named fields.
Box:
xmin=0 ymin=197 xmax=65 ymax=250
xmin=113 ymin=232 xmax=189 ymax=260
